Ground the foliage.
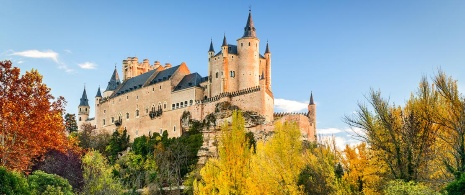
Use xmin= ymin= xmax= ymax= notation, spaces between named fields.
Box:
xmin=28 ymin=170 xmax=73 ymax=195
xmin=77 ymin=123 xmax=111 ymax=154
xmin=247 ymin=122 xmax=304 ymax=194
xmin=81 ymin=150 xmax=123 ymax=195
xmin=384 ymin=180 xmax=439 ymax=195
xmin=344 ymin=77 xmax=439 ymax=182
xmin=444 ymin=173 xmax=465 ymax=195
xmin=106 ymin=128 xmax=130 ymax=164
xmin=64 ymin=113 xmax=78 ymax=134
xmin=31 ymin=149 xmax=84 ymax=191
xmin=298 ymin=142 xmax=350 ymax=195
xmin=341 ymin=142 xmax=386 ymax=194
xmin=194 ymin=111 xmax=253 ymax=194
xmin=0 ymin=60 xmax=69 ymax=171
xmin=0 ymin=166 xmax=29 ymax=195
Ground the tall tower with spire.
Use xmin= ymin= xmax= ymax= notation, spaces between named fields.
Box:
xmin=308 ymin=92 xmax=317 ymax=140
xmin=78 ymin=86 xmax=90 ymax=130
xmin=237 ymin=10 xmax=260 ymax=90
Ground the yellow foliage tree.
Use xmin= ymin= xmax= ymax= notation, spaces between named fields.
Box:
xmin=247 ymin=122 xmax=304 ymax=194
xmin=194 ymin=111 xmax=252 ymax=194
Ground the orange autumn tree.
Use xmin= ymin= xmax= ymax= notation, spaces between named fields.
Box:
xmin=0 ymin=60 xmax=69 ymax=172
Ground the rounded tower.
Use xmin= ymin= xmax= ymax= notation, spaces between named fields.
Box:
xmin=237 ymin=10 xmax=260 ymax=90
xmin=95 ymin=86 xmax=102 ymax=127
xmin=264 ymin=41 xmax=271 ymax=90
xmin=307 ymin=92 xmax=317 ymax=141
xmin=78 ymin=86 xmax=90 ymax=130
xmin=207 ymin=39 xmax=215 ymax=97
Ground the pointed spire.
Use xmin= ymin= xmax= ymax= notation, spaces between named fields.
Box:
xmin=209 ymin=39 xmax=215 ymax=52
xmin=106 ymin=67 xmax=121 ymax=91
xmin=265 ymin=41 xmax=270 ymax=53
xmin=243 ymin=10 xmax=257 ymax=38
xmin=95 ymin=86 xmax=102 ymax=98
xmin=79 ymin=87 xmax=89 ymax=106
xmin=222 ymin=34 xmax=228 ymax=47
xmin=309 ymin=92 xmax=315 ymax=105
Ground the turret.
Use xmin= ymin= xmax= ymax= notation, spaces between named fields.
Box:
xmin=307 ymin=92 xmax=316 ymax=140
xmin=208 ymin=39 xmax=215 ymax=58
xmin=237 ymin=10 xmax=260 ymax=90
xmin=264 ymin=41 xmax=271 ymax=90
xmin=78 ymin=86 xmax=90 ymax=130
xmin=94 ymin=87 xmax=102 ymax=128
xmin=103 ymin=67 xmax=121 ymax=98
xmin=222 ymin=34 xmax=229 ymax=92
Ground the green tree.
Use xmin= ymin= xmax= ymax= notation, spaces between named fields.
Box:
xmin=0 ymin=166 xmax=29 ymax=195
xmin=106 ymin=128 xmax=130 ymax=164
xmin=81 ymin=150 xmax=123 ymax=195
xmin=64 ymin=113 xmax=78 ymax=134
xmin=28 ymin=170 xmax=73 ymax=195
xmin=384 ymin=180 xmax=439 ymax=195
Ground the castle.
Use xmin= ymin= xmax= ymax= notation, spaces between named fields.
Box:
xmin=77 ymin=11 xmax=316 ymax=141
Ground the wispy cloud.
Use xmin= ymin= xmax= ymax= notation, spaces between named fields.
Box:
xmin=318 ymin=128 xmax=344 ymax=135
xmin=11 ymin=50 xmax=59 ymax=63
xmin=64 ymin=49 xmax=72 ymax=54
xmin=274 ymin=98 xmax=308 ymax=112
xmin=317 ymin=127 xmax=365 ymax=150
xmin=319 ymin=135 xmax=362 ymax=150
xmin=78 ymin=62 xmax=97 ymax=69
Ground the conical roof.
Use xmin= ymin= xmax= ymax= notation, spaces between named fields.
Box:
xmin=309 ymin=92 xmax=315 ymax=105
xmin=79 ymin=87 xmax=89 ymax=106
xmin=242 ymin=10 xmax=257 ymax=38
xmin=265 ymin=41 xmax=270 ymax=53
xmin=95 ymin=86 xmax=102 ymax=98
xmin=222 ymin=34 xmax=228 ymax=46
xmin=106 ymin=67 xmax=121 ymax=91
xmin=209 ymin=39 xmax=215 ymax=52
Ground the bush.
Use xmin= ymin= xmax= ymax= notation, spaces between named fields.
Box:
xmin=384 ymin=180 xmax=439 ymax=195
xmin=82 ymin=150 xmax=123 ymax=194
xmin=28 ymin=170 xmax=73 ymax=195
xmin=445 ymin=174 xmax=465 ymax=195
xmin=0 ymin=166 xmax=29 ymax=195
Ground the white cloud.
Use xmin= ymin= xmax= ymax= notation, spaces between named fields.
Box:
xmin=318 ymin=128 xmax=343 ymax=135
xmin=319 ymin=135 xmax=362 ymax=151
xmin=11 ymin=50 xmax=59 ymax=63
xmin=274 ymin=98 xmax=308 ymax=112
xmin=78 ymin=62 xmax=97 ymax=69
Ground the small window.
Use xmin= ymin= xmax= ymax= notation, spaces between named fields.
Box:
xmin=126 ymin=113 xmax=129 ymax=119
xmin=241 ymin=43 xmax=243 ymax=47
xmin=146 ymin=108 xmax=149 ymax=113
xmin=85 ymin=108 xmax=87 ymax=112
xmin=126 ymin=96 xmax=128 ymax=100
xmin=164 ymin=103 xmax=167 ymax=109
xmin=79 ymin=108 xmax=81 ymax=112
xmin=184 ymin=101 xmax=188 ymax=106
xmin=136 ymin=110 xmax=139 ymax=117
xmin=176 ymin=103 xmax=179 ymax=109
xmin=180 ymin=102 xmax=184 ymax=107
xmin=173 ymin=126 xmax=176 ymax=132
xmin=79 ymin=117 xmax=81 ymax=121
xmin=172 ymin=104 xmax=175 ymax=109
xmin=216 ymin=72 xmax=218 ymax=78
xmin=190 ymin=100 xmax=193 ymax=105
xmin=103 ymin=119 xmax=106 ymax=125
xmin=160 ymin=86 xmax=161 ymax=89
xmin=248 ymin=42 xmax=250 ymax=46
xmin=104 ymin=110 xmax=106 ymax=114
xmin=111 ymin=117 xmax=114 ymax=123
xmin=136 ymin=96 xmax=138 ymax=100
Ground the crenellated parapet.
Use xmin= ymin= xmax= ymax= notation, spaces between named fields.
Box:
xmin=197 ymin=86 xmax=261 ymax=104
xmin=274 ymin=112 xmax=308 ymax=118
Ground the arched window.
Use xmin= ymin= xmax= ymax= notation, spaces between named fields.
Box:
xmin=136 ymin=110 xmax=139 ymax=117
xmin=126 ymin=113 xmax=129 ymax=119
xmin=173 ymin=126 xmax=176 ymax=132
xmin=79 ymin=117 xmax=81 ymax=121
xmin=216 ymin=72 xmax=218 ymax=78
xmin=103 ymin=119 xmax=106 ymax=125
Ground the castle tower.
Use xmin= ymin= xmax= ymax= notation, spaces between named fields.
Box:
xmin=264 ymin=41 xmax=271 ymax=90
xmin=307 ymin=92 xmax=317 ymax=140
xmin=103 ymin=67 xmax=121 ymax=98
xmin=207 ymin=39 xmax=215 ymax=97
xmin=221 ymin=34 xmax=229 ymax=93
xmin=237 ymin=10 xmax=260 ymax=90
xmin=78 ymin=87 xmax=90 ymax=130
xmin=95 ymin=86 xmax=102 ymax=126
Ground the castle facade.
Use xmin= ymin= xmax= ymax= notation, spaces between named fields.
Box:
xmin=77 ymin=11 xmax=316 ymax=141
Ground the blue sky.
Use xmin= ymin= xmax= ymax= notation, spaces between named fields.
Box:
xmin=2 ymin=1 xmax=465 ymax=147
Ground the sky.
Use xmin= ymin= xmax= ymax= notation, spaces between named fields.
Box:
xmin=2 ymin=1 xmax=465 ymax=148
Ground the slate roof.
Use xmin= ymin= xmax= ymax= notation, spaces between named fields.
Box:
xmin=149 ymin=65 xmax=181 ymax=85
xmin=243 ymin=11 xmax=257 ymax=38
xmin=95 ymin=87 xmax=102 ymax=98
xmin=79 ymin=88 xmax=89 ymax=106
xmin=309 ymin=92 xmax=315 ymax=105
xmin=265 ymin=42 xmax=270 ymax=53
xmin=222 ymin=35 xmax=228 ymax=46
xmin=114 ymin=69 xmax=156 ymax=96
xmin=173 ymin=73 xmax=203 ymax=91
xmin=209 ymin=39 xmax=215 ymax=52
xmin=106 ymin=68 xmax=121 ymax=91
xmin=214 ymin=44 xmax=238 ymax=57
